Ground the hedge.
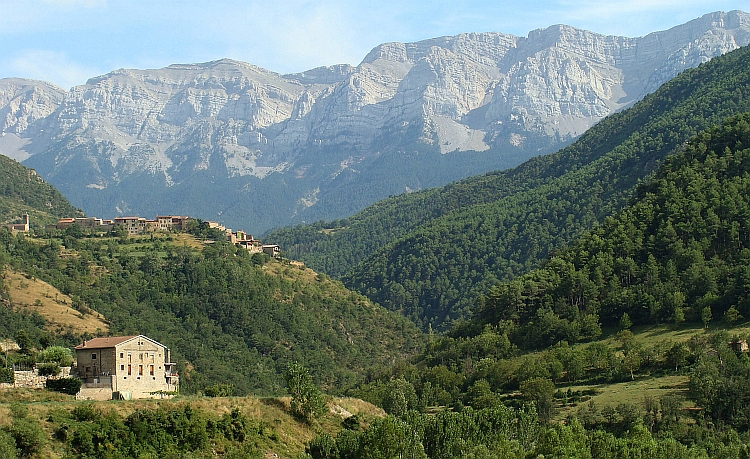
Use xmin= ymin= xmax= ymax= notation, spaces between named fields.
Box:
xmin=46 ymin=377 xmax=81 ymax=395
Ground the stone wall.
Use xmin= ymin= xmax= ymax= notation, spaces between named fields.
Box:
xmin=0 ymin=367 xmax=72 ymax=390
xmin=77 ymin=387 xmax=113 ymax=401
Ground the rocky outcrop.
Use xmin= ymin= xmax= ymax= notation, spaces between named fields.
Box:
xmin=1 ymin=11 xmax=749 ymax=232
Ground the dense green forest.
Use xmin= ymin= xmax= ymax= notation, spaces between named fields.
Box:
xmin=0 ymin=154 xmax=82 ymax=228
xmin=348 ymin=112 xmax=750 ymax=405
xmin=267 ymin=44 xmax=750 ymax=331
xmin=0 ymin=228 xmax=421 ymax=395
xmin=300 ymin=114 xmax=750 ymax=459
xmin=472 ymin=113 xmax=750 ymax=348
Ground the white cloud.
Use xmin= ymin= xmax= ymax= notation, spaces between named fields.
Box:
xmin=5 ymin=50 xmax=101 ymax=89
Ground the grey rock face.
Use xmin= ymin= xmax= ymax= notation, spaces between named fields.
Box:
xmin=1 ymin=11 xmax=749 ymax=231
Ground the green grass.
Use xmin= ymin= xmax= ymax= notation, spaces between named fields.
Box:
xmin=550 ymin=321 xmax=750 ymax=419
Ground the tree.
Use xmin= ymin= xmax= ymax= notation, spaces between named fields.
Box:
xmin=285 ymin=362 xmax=326 ymax=423
xmin=701 ymin=306 xmax=712 ymax=329
xmin=14 ymin=330 xmax=33 ymax=356
xmin=358 ymin=416 xmax=427 ymax=459
xmin=724 ymin=306 xmax=743 ymax=325
xmin=36 ymin=346 xmax=73 ymax=367
xmin=382 ymin=379 xmax=418 ymax=417
xmin=621 ymin=351 xmax=642 ymax=381
xmin=619 ymin=313 xmax=632 ymax=331
xmin=464 ymin=379 xmax=500 ymax=410
xmin=660 ymin=394 xmax=683 ymax=424
xmin=520 ymin=377 xmax=556 ymax=423
xmin=673 ymin=307 xmax=685 ymax=327
xmin=665 ymin=342 xmax=690 ymax=372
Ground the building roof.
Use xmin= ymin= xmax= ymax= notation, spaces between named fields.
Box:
xmin=75 ymin=336 xmax=137 ymax=349
xmin=75 ymin=334 xmax=170 ymax=351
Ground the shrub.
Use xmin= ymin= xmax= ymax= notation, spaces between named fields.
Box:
xmin=37 ymin=362 xmax=61 ymax=377
xmin=0 ymin=367 xmax=13 ymax=384
xmin=0 ymin=430 xmax=18 ymax=459
xmin=46 ymin=377 xmax=82 ymax=395
xmin=204 ymin=384 xmax=234 ymax=397
xmin=7 ymin=418 xmax=45 ymax=457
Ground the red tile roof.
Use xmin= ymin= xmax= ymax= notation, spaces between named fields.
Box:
xmin=75 ymin=336 xmax=137 ymax=350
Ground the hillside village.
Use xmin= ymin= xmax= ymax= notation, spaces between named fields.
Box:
xmin=3 ymin=213 xmax=281 ymax=257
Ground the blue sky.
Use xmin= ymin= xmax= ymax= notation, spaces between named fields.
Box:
xmin=1 ymin=0 xmax=748 ymax=90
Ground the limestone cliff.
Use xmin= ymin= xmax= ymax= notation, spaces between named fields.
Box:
xmin=1 ymin=11 xmax=748 ymax=232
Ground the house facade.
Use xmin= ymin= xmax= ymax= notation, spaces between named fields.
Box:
xmin=75 ymin=335 xmax=178 ymax=400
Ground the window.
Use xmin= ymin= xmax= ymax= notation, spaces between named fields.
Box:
xmin=149 ymin=365 xmax=154 ymax=376
xmin=138 ymin=365 xmax=143 ymax=376
xmin=91 ymin=353 xmax=97 ymax=360
xmin=120 ymin=353 xmax=124 ymax=358
xmin=120 ymin=365 xmax=124 ymax=371
xmin=127 ymin=365 xmax=131 ymax=375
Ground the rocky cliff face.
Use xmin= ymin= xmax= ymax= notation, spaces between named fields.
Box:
xmin=2 ymin=11 xmax=749 ymax=233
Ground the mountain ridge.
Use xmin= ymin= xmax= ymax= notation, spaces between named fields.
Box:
xmin=1 ymin=10 xmax=749 ymax=233
xmin=267 ymin=41 xmax=750 ymax=331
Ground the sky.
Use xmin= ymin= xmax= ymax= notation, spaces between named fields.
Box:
xmin=1 ymin=0 xmax=748 ymax=90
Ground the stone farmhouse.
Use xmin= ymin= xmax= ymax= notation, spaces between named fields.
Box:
xmin=75 ymin=335 xmax=178 ymax=400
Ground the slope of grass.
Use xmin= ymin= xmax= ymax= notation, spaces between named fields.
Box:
xmin=4 ymin=270 xmax=108 ymax=336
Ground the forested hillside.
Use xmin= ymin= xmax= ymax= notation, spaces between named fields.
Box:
xmin=268 ymin=44 xmax=750 ymax=331
xmin=320 ymin=114 xmax=750 ymax=459
xmin=474 ymin=112 xmax=750 ymax=347
xmin=0 ymin=230 xmax=422 ymax=395
xmin=0 ymin=154 xmax=82 ymax=227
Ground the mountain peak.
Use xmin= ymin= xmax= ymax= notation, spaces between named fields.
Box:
xmin=2 ymin=12 xmax=749 ymax=233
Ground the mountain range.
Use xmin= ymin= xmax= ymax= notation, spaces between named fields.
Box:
xmin=267 ymin=38 xmax=750 ymax=331
xmin=1 ymin=10 xmax=749 ymax=233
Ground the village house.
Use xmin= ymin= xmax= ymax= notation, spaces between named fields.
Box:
xmin=48 ymin=215 xmax=191 ymax=235
xmin=113 ymin=216 xmax=148 ymax=235
xmin=729 ymin=339 xmax=749 ymax=353
xmin=46 ymin=213 xmax=282 ymax=255
xmin=75 ymin=335 xmax=178 ymax=400
xmin=47 ymin=216 xmax=115 ymax=232
xmin=2 ymin=213 xmax=29 ymax=233
xmin=262 ymin=244 xmax=281 ymax=258
xmin=156 ymin=215 xmax=190 ymax=231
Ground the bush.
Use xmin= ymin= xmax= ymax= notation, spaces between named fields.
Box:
xmin=0 ymin=430 xmax=18 ymax=459
xmin=46 ymin=377 xmax=82 ymax=395
xmin=7 ymin=418 xmax=45 ymax=457
xmin=0 ymin=367 xmax=13 ymax=384
xmin=37 ymin=362 xmax=61 ymax=377
xmin=204 ymin=384 xmax=234 ymax=397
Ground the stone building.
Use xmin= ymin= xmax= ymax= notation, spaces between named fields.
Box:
xmin=2 ymin=213 xmax=29 ymax=232
xmin=75 ymin=335 xmax=178 ymax=400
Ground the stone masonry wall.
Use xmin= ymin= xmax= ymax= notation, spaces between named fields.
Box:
xmin=0 ymin=367 xmax=72 ymax=389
